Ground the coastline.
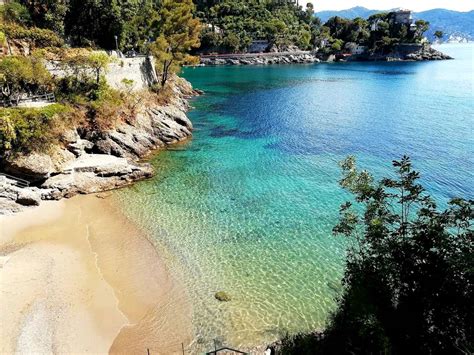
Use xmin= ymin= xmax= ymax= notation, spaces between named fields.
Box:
xmin=0 ymin=76 xmax=197 ymax=216
xmin=198 ymin=44 xmax=452 ymax=66
xmin=0 ymin=193 xmax=193 ymax=353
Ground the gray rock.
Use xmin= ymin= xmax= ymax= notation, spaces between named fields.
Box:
xmin=4 ymin=152 xmax=55 ymax=181
xmin=68 ymin=139 xmax=94 ymax=157
xmin=61 ymin=129 xmax=80 ymax=144
xmin=16 ymin=189 xmax=41 ymax=206
xmin=0 ymin=198 xmax=23 ymax=215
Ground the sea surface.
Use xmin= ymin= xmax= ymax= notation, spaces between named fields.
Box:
xmin=114 ymin=44 xmax=474 ymax=352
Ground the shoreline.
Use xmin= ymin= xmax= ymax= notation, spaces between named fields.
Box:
xmin=0 ymin=193 xmax=193 ymax=353
xmin=0 ymin=76 xmax=197 ymax=216
xmin=198 ymin=45 xmax=452 ymax=66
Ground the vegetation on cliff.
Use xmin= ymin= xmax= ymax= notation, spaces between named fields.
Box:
xmin=195 ymin=0 xmax=319 ymax=52
xmin=0 ymin=103 xmax=69 ymax=153
xmin=0 ymin=0 xmax=200 ymax=158
xmin=278 ymin=156 xmax=473 ymax=354
xmin=318 ymin=12 xmax=430 ymax=55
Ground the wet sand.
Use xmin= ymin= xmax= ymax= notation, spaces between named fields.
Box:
xmin=0 ymin=194 xmax=192 ymax=354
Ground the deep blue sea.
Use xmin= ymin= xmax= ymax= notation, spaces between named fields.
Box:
xmin=115 ymin=44 xmax=474 ymax=350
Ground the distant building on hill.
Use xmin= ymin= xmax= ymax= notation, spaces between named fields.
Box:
xmin=393 ymin=9 xmax=413 ymax=24
xmin=345 ymin=42 xmax=368 ymax=55
xmin=353 ymin=45 xmax=368 ymax=55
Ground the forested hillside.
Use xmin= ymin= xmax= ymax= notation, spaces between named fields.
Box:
xmin=195 ymin=0 xmax=320 ymax=52
xmin=317 ymin=7 xmax=474 ymax=42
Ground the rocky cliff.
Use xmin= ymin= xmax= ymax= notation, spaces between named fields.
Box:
xmin=0 ymin=77 xmax=197 ymax=215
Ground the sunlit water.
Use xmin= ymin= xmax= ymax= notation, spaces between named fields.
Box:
xmin=114 ymin=44 xmax=474 ymax=351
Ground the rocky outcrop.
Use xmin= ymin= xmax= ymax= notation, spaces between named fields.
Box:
xmin=201 ymin=52 xmax=320 ymax=66
xmin=403 ymin=46 xmax=453 ymax=61
xmin=4 ymin=152 xmax=57 ymax=181
xmin=366 ymin=44 xmax=453 ymax=62
xmin=0 ymin=77 xmax=197 ymax=215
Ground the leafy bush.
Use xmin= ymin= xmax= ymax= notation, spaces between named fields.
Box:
xmin=0 ymin=1 xmax=31 ymax=26
xmin=0 ymin=23 xmax=63 ymax=47
xmin=0 ymin=104 xmax=69 ymax=154
xmin=0 ymin=55 xmax=54 ymax=101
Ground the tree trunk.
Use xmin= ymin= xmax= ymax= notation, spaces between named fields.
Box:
xmin=161 ymin=59 xmax=173 ymax=87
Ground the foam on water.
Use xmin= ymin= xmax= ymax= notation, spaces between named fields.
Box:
xmin=113 ymin=44 xmax=474 ymax=351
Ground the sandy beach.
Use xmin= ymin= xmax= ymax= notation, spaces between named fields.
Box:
xmin=0 ymin=194 xmax=192 ymax=354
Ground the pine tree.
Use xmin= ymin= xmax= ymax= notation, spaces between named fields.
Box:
xmin=150 ymin=0 xmax=201 ymax=87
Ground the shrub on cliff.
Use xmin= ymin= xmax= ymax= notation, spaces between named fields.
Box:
xmin=278 ymin=156 xmax=473 ymax=354
xmin=0 ymin=55 xmax=54 ymax=102
xmin=0 ymin=104 xmax=69 ymax=154
xmin=0 ymin=23 xmax=63 ymax=48
xmin=0 ymin=1 xmax=31 ymax=26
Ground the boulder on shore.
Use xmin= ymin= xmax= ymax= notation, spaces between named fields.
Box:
xmin=4 ymin=152 xmax=55 ymax=181
xmin=16 ymin=189 xmax=41 ymax=206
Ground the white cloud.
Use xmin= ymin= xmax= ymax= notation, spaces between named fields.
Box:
xmin=304 ymin=0 xmax=474 ymax=12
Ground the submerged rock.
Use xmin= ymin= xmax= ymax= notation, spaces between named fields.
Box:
xmin=215 ymin=291 xmax=232 ymax=302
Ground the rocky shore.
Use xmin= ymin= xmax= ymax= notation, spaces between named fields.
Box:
xmin=0 ymin=77 xmax=197 ymax=215
xmin=201 ymin=52 xmax=320 ymax=66
xmin=402 ymin=46 xmax=453 ymax=61
xmin=200 ymin=45 xmax=452 ymax=66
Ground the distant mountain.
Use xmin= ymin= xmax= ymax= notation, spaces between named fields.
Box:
xmin=316 ymin=7 xmax=474 ymax=42
xmin=415 ymin=9 xmax=474 ymax=42
xmin=316 ymin=6 xmax=380 ymax=23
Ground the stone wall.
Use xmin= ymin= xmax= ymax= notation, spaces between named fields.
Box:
xmin=105 ymin=56 xmax=159 ymax=91
xmin=46 ymin=54 xmax=159 ymax=92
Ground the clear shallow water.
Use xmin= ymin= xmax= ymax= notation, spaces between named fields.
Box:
xmin=114 ymin=44 xmax=474 ymax=351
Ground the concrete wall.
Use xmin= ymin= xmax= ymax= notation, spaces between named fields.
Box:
xmin=105 ymin=56 xmax=158 ymax=91
xmin=46 ymin=55 xmax=159 ymax=92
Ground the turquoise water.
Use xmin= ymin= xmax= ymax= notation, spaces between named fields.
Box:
xmin=115 ymin=44 xmax=474 ymax=350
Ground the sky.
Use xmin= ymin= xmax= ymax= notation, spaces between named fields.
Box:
xmin=307 ymin=0 xmax=474 ymax=12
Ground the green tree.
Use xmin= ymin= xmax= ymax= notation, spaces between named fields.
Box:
xmin=120 ymin=0 xmax=161 ymax=52
xmin=150 ymin=0 xmax=201 ymax=87
xmin=279 ymin=156 xmax=473 ymax=354
xmin=1 ymin=1 xmax=31 ymax=26
xmin=331 ymin=38 xmax=343 ymax=52
xmin=414 ymin=19 xmax=430 ymax=41
xmin=222 ymin=32 xmax=240 ymax=53
xmin=0 ymin=55 xmax=53 ymax=102
xmin=20 ymin=0 xmax=68 ymax=35
xmin=65 ymin=0 xmax=123 ymax=49
xmin=434 ymin=30 xmax=443 ymax=41
xmin=86 ymin=52 xmax=111 ymax=84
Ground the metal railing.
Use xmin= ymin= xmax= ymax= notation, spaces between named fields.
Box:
xmin=0 ymin=93 xmax=56 ymax=107
xmin=0 ymin=173 xmax=30 ymax=188
xmin=145 ymin=341 xmax=250 ymax=355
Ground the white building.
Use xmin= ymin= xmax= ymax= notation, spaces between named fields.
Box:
xmin=394 ymin=9 xmax=413 ymax=24
xmin=353 ymin=45 xmax=368 ymax=55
